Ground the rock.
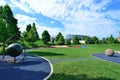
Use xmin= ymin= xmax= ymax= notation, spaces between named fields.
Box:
xmin=105 ymin=49 xmax=114 ymax=56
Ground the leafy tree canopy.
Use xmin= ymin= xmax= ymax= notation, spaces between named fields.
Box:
xmin=107 ymin=35 xmax=116 ymax=44
xmin=0 ymin=4 xmax=20 ymax=43
xmin=73 ymin=35 xmax=79 ymax=45
xmin=56 ymin=32 xmax=62 ymax=42
xmin=22 ymin=23 xmax=39 ymax=42
xmin=41 ymin=30 xmax=51 ymax=44
xmin=57 ymin=36 xmax=65 ymax=45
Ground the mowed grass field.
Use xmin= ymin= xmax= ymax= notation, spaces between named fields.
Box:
xmin=27 ymin=44 xmax=120 ymax=80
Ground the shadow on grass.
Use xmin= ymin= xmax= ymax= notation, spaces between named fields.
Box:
xmin=48 ymin=73 xmax=116 ymax=80
xmin=28 ymin=51 xmax=65 ymax=57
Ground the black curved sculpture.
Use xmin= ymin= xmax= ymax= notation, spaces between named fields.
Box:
xmin=6 ymin=43 xmax=23 ymax=63
xmin=6 ymin=43 xmax=23 ymax=57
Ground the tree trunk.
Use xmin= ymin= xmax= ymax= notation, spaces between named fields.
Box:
xmin=2 ymin=41 xmax=6 ymax=60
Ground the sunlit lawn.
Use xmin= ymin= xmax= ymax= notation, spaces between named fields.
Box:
xmin=28 ymin=44 xmax=120 ymax=80
xmin=1 ymin=44 xmax=120 ymax=80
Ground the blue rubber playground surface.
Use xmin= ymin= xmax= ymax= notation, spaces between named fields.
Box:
xmin=92 ymin=53 xmax=120 ymax=64
xmin=0 ymin=54 xmax=53 ymax=80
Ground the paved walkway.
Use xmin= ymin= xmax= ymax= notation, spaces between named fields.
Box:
xmin=92 ymin=53 xmax=120 ymax=64
xmin=0 ymin=54 xmax=53 ymax=80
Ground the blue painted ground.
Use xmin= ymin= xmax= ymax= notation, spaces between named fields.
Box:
xmin=92 ymin=53 xmax=120 ymax=64
xmin=0 ymin=54 xmax=53 ymax=80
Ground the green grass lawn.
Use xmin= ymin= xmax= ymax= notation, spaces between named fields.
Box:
xmin=28 ymin=44 xmax=120 ymax=80
xmin=1 ymin=44 xmax=119 ymax=80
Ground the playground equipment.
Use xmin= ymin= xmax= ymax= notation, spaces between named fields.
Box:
xmin=6 ymin=43 xmax=23 ymax=63
xmin=1 ymin=42 xmax=26 ymax=63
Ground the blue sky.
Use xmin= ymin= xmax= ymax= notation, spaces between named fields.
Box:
xmin=0 ymin=0 xmax=120 ymax=39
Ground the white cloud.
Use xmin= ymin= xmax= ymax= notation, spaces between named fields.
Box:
xmin=10 ymin=0 xmax=33 ymax=13
xmin=0 ymin=0 xmax=7 ymax=6
xmin=8 ymin=0 xmax=120 ymax=38
xmin=36 ymin=25 xmax=63 ymax=38
xmin=15 ymin=14 xmax=37 ymax=32
xmin=14 ymin=14 xmax=62 ymax=37
xmin=69 ymin=20 xmax=118 ymax=38
xmin=23 ymin=0 xmax=111 ymax=21
xmin=105 ymin=10 xmax=120 ymax=20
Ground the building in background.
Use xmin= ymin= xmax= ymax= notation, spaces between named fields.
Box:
xmin=64 ymin=34 xmax=85 ymax=40
xmin=51 ymin=34 xmax=87 ymax=44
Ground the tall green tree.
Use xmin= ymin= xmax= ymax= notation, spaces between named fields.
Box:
xmin=56 ymin=32 xmax=62 ymax=42
xmin=65 ymin=39 xmax=71 ymax=45
xmin=84 ymin=36 xmax=91 ymax=44
xmin=100 ymin=37 xmax=107 ymax=44
xmin=29 ymin=26 xmax=36 ymax=42
xmin=0 ymin=5 xmax=20 ymax=60
xmin=107 ymin=35 xmax=115 ymax=44
xmin=92 ymin=36 xmax=99 ymax=44
xmin=0 ymin=5 xmax=20 ymax=43
xmin=56 ymin=32 xmax=65 ymax=45
xmin=41 ymin=30 xmax=50 ymax=44
xmin=26 ymin=24 xmax=32 ymax=32
xmin=32 ymin=23 xmax=39 ymax=41
xmin=57 ymin=36 xmax=65 ymax=45
xmin=85 ymin=36 xmax=96 ymax=44
xmin=23 ymin=23 xmax=39 ymax=42
xmin=73 ymin=35 xmax=79 ymax=45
